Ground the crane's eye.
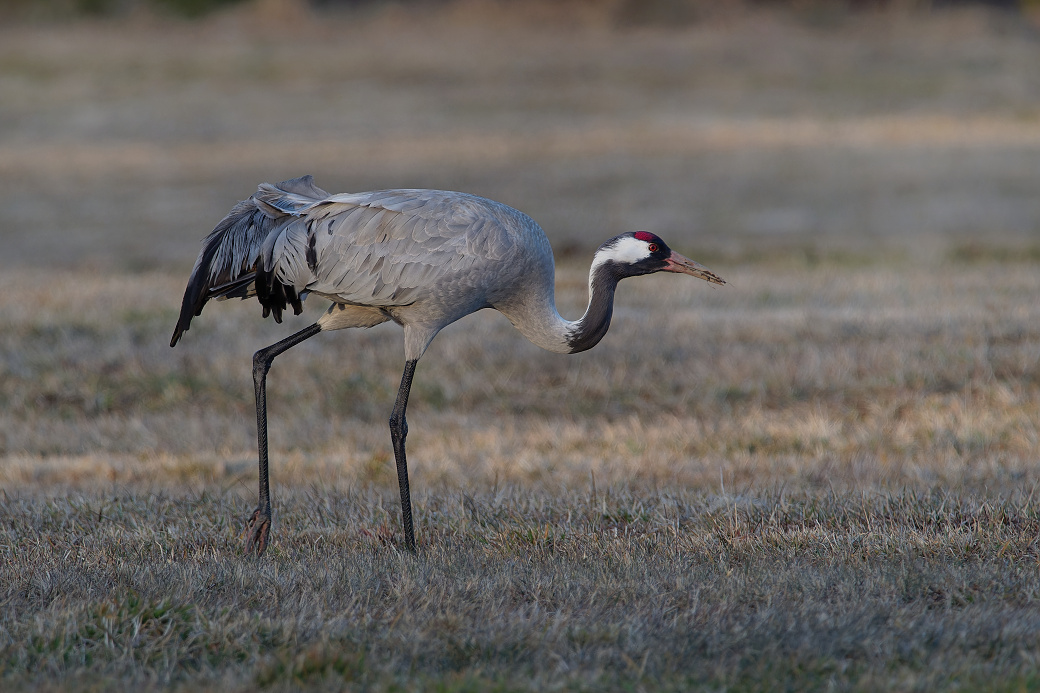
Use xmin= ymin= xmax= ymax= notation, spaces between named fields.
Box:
xmin=647 ymin=243 xmax=659 ymax=253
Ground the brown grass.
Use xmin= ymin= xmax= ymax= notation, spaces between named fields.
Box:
xmin=5 ymin=484 xmax=1040 ymax=692
xmin=2 ymin=3 xmax=1040 ymax=691
xmin=2 ymin=259 xmax=1040 ymax=691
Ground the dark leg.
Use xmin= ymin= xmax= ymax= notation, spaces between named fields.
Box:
xmin=245 ymin=322 xmax=322 ymax=556
xmin=389 ymin=359 xmax=419 ymax=552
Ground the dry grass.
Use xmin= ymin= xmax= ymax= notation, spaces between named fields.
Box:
xmin=2 ymin=3 xmax=1040 ymax=691
xmin=2 ymin=259 xmax=1040 ymax=691
xmin=2 ymin=3 xmax=1040 ymax=270
xmin=4 ymin=485 xmax=1040 ymax=692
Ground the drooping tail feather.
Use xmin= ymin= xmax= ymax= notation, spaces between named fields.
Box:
xmin=170 ymin=175 xmax=330 ymax=347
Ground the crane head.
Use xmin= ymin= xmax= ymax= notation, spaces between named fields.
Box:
xmin=594 ymin=232 xmax=726 ymax=286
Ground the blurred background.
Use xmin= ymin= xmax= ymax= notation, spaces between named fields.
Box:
xmin=4 ymin=9 xmax=1039 ymax=688
xmin=1 ymin=0 xmax=1039 ymax=473
xmin=2 ymin=0 xmax=1039 ymax=274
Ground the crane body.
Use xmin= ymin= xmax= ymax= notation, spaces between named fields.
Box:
xmin=171 ymin=176 xmax=724 ymax=554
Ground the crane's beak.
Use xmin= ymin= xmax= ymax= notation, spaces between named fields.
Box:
xmin=663 ymin=250 xmax=726 ymax=285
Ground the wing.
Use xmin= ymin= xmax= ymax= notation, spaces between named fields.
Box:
xmin=170 ymin=175 xmax=330 ymax=347
xmin=172 ymin=183 xmax=524 ymax=347
xmin=286 ymin=190 xmax=519 ymax=308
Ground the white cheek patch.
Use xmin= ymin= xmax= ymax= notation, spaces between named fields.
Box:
xmin=591 ymin=236 xmax=651 ymax=271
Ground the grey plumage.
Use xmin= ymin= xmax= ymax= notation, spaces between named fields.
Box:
xmin=171 ymin=176 xmax=724 ymax=555
xmin=172 ymin=176 xmax=553 ymax=358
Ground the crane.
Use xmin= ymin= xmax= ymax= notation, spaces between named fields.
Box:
xmin=170 ymin=176 xmax=725 ymax=555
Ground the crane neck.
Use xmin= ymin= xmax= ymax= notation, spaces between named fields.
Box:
xmin=566 ymin=264 xmax=620 ymax=353
xmin=500 ymin=257 xmax=622 ymax=355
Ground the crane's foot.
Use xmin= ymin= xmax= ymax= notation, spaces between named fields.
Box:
xmin=243 ymin=507 xmax=271 ymax=557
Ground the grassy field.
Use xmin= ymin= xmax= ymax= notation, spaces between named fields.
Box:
xmin=2 ymin=2 xmax=1040 ymax=691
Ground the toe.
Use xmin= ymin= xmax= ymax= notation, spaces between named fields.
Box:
xmin=243 ymin=510 xmax=271 ymax=556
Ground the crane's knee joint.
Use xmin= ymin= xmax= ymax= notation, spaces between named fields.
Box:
xmin=252 ymin=350 xmax=273 ymax=381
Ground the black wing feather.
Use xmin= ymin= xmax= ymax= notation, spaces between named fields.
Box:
xmin=170 ymin=176 xmax=330 ymax=347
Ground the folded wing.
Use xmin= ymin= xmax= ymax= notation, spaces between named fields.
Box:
xmin=170 ymin=175 xmax=330 ymax=347
xmin=171 ymin=180 xmax=518 ymax=348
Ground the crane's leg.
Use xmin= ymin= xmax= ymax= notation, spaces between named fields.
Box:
xmin=389 ymin=359 xmax=418 ymax=552
xmin=246 ymin=322 xmax=322 ymax=556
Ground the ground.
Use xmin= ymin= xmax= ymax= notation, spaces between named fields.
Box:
xmin=1 ymin=3 xmax=1040 ymax=690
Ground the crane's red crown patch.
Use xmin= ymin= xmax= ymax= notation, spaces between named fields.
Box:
xmin=634 ymin=231 xmax=657 ymax=242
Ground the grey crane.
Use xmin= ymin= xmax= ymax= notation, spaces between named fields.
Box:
xmin=170 ymin=175 xmax=724 ymax=555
